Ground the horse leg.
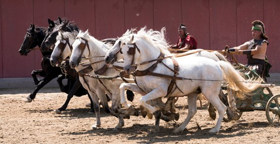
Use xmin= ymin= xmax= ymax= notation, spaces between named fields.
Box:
xmin=55 ymin=77 xmax=82 ymax=113
xmin=119 ymin=83 xmax=146 ymax=109
xmin=31 ymin=69 xmax=43 ymax=85
xmin=204 ymin=89 xmax=227 ymax=133
xmin=26 ymin=73 xmax=57 ymax=102
xmin=208 ymin=103 xmax=216 ymax=120
xmin=87 ymin=94 xmax=95 ymax=113
xmin=96 ymin=89 xmax=110 ymax=114
xmin=173 ymin=93 xmax=197 ymax=133
xmin=139 ymin=88 xmax=166 ymax=114
xmin=57 ymin=74 xmax=67 ymax=93
xmin=89 ymin=91 xmax=101 ymax=129
xmin=153 ymin=110 xmax=161 ymax=132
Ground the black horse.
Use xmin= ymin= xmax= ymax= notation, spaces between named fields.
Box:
xmin=42 ymin=20 xmax=135 ymax=105
xmin=18 ymin=19 xmax=94 ymax=113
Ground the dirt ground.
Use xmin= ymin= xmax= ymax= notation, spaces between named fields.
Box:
xmin=0 ymin=86 xmax=280 ymax=144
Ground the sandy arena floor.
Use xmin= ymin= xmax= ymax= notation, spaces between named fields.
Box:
xmin=0 ymin=86 xmax=280 ymax=144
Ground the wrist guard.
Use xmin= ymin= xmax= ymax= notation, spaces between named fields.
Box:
xmin=242 ymin=50 xmax=252 ymax=55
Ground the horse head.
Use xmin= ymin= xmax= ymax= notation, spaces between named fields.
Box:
xmin=69 ymin=30 xmax=91 ymax=68
xmin=19 ymin=24 xmax=46 ymax=56
xmin=50 ymin=31 xmax=77 ymax=67
xmin=41 ymin=17 xmax=69 ymax=52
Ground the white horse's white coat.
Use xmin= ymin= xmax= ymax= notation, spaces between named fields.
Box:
xmin=111 ymin=28 xmax=261 ymax=133
xmin=51 ymin=31 xmax=108 ymax=128
xmin=70 ymin=30 xmax=128 ymax=129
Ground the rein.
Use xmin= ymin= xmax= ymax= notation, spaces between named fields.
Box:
xmin=125 ymin=43 xmax=185 ymax=96
xmin=75 ymin=36 xmax=115 ymax=95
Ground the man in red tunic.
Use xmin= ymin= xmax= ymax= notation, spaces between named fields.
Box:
xmin=169 ymin=24 xmax=198 ymax=53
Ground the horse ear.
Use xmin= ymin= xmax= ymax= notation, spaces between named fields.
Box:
xmin=64 ymin=20 xmax=69 ymax=26
xmin=58 ymin=17 xmax=62 ymax=24
xmin=48 ymin=18 xmax=55 ymax=28
xmin=30 ymin=24 xmax=35 ymax=31
xmin=118 ymin=40 xmax=121 ymax=47
xmin=85 ymin=29 xmax=89 ymax=34
xmin=130 ymin=35 xmax=134 ymax=42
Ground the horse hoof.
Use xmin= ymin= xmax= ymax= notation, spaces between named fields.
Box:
xmin=85 ymin=103 xmax=91 ymax=108
xmin=54 ymin=109 xmax=62 ymax=114
xmin=114 ymin=123 xmax=124 ymax=130
xmin=209 ymin=128 xmax=218 ymax=134
xmin=25 ymin=97 xmax=32 ymax=103
xmin=173 ymin=128 xmax=183 ymax=134
xmin=151 ymin=127 xmax=160 ymax=133
xmin=92 ymin=124 xmax=101 ymax=129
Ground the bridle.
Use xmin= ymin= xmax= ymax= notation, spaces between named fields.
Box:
xmin=119 ymin=40 xmax=183 ymax=96
xmin=124 ymin=42 xmax=141 ymax=66
xmin=75 ymin=36 xmax=91 ymax=56
xmin=56 ymin=34 xmax=73 ymax=59
xmin=22 ymin=32 xmax=41 ymax=53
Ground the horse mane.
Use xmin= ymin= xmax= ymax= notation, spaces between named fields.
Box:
xmin=35 ymin=27 xmax=47 ymax=34
xmin=66 ymin=21 xmax=79 ymax=32
xmin=27 ymin=26 xmax=47 ymax=39
xmin=53 ymin=18 xmax=79 ymax=33
xmin=57 ymin=31 xmax=78 ymax=41
xmin=77 ymin=30 xmax=105 ymax=46
xmin=135 ymin=27 xmax=170 ymax=55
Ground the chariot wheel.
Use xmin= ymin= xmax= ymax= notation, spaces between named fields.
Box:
xmin=220 ymin=89 xmax=243 ymax=122
xmin=265 ymin=94 xmax=280 ymax=124
xmin=208 ymin=89 xmax=243 ymax=122
xmin=223 ymin=109 xmax=243 ymax=122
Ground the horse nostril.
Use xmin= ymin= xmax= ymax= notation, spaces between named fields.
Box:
xmin=105 ymin=56 xmax=109 ymax=63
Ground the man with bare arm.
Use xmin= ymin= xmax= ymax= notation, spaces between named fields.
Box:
xmin=227 ymin=20 xmax=271 ymax=82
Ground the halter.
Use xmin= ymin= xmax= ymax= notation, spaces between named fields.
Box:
xmin=23 ymin=32 xmax=41 ymax=53
xmin=74 ymin=36 xmax=114 ymax=95
xmin=123 ymin=42 xmax=141 ymax=66
xmin=57 ymin=35 xmax=73 ymax=59
xmin=75 ymin=36 xmax=91 ymax=55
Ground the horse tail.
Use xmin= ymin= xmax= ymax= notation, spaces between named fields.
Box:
xmin=218 ymin=61 xmax=261 ymax=98
xmin=213 ymin=51 xmax=228 ymax=62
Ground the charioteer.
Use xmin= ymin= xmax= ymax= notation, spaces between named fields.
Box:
xmin=227 ymin=20 xmax=271 ymax=82
xmin=169 ymin=24 xmax=198 ymax=53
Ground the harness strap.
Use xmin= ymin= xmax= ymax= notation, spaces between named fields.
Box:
xmin=82 ymin=76 xmax=93 ymax=92
xmin=132 ymin=53 xmax=184 ymax=96
xmin=94 ymin=65 xmax=108 ymax=75
xmin=77 ymin=65 xmax=93 ymax=76
xmin=133 ymin=76 xmax=147 ymax=94
xmin=166 ymin=57 xmax=184 ymax=97
xmin=97 ymin=77 xmax=112 ymax=96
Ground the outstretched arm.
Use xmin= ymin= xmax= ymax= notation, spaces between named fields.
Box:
xmin=236 ymin=42 xmax=267 ymax=55
xmin=227 ymin=41 xmax=250 ymax=54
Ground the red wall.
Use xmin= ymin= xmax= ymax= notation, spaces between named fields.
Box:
xmin=0 ymin=0 xmax=279 ymax=78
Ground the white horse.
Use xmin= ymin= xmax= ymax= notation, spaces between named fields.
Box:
xmin=106 ymin=27 xmax=261 ymax=133
xmin=50 ymin=31 xmax=109 ymax=128
xmin=105 ymin=30 xmax=232 ymax=120
xmin=69 ymin=30 xmax=135 ymax=130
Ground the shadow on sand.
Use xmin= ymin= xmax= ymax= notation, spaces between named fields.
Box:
xmin=63 ymin=121 xmax=273 ymax=143
xmin=26 ymin=108 xmax=111 ymax=118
